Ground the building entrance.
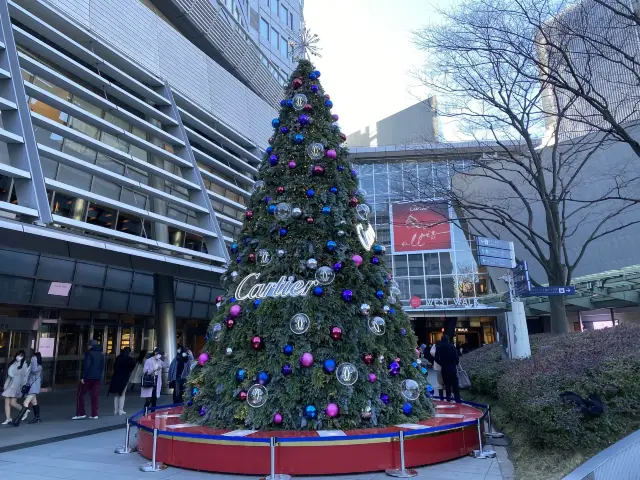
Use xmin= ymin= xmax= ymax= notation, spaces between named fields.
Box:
xmin=0 ymin=317 xmax=38 ymax=386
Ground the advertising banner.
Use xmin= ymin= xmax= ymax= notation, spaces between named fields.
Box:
xmin=390 ymin=202 xmax=452 ymax=253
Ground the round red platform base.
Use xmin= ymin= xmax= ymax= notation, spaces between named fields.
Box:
xmin=134 ymin=401 xmax=483 ymax=476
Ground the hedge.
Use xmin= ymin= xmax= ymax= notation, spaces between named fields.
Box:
xmin=461 ymin=324 xmax=640 ymax=450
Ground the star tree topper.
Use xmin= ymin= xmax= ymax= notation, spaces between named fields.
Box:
xmin=289 ymin=22 xmax=322 ymax=60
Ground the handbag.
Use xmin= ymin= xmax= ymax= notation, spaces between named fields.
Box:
xmin=457 ymin=365 xmax=472 ymax=389
xmin=141 ymin=373 xmax=155 ymax=388
xmin=21 ymin=383 xmax=32 ymax=396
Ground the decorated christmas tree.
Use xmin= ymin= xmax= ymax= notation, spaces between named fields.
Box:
xmin=182 ymin=58 xmax=434 ymax=430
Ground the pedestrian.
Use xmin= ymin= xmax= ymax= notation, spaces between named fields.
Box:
xmin=12 ymin=352 xmax=42 ymax=426
xmin=168 ymin=345 xmax=193 ymax=404
xmin=72 ymin=339 xmax=105 ymax=420
xmin=434 ymin=334 xmax=461 ymax=403
xmin=128 ymin=350 xmax=147 ymax=393
xmin=141 ymin=348 xmax=167 ymax=412
xmin=108 ymin=347 xmax=135 ymax=416
xmin=429 ymin=342 xmax=445 ymax=400
xmin=2 ymin=350 xmax=29 ymax=425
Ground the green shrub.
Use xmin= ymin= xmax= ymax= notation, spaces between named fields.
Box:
xmin=461 ymin=324 xmax=640 ymax=450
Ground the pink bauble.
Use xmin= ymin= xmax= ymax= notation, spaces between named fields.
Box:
xmin=300 ymin=352 xmax=314 ymax=367
xmin=326 ymin=403 xmax=339 ymax=418
xmin=416 ymin=348 xmax=421 ymax=358
xmin=198 ymin=352 xmax=209 ymax=366
xmin=273 ymin=413 xmax=283 ymax=425
xmin=229 ymin=305 xmax=242 ymax=318
xmin=326 ymin=149 xmax=337 ymax=159
xmin=352 ymin=255 xmax=363 ymax=267
xmin=368 ymin=373 xmax=376 ymax=383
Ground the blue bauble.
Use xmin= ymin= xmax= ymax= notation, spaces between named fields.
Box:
xmin=287 ymin=99 xmax=293 ymax=107
xmin=389 ymin=361 xmax=400 ymax=371
xmin=313 ymin=286 xmax=324 ymax=296
xmin=321 ymin=206 xmax=331 ymax=215
xmin=380 ymin=393 xmax=390 ymax=405
xmin=294 ymin=133 xmax=304 ymax=144
xmin=266 ymin=146 xmax=273 ymax=154
xmin=230 ymin=243 xmax=239 ymax=254
xmin=351 ymin=169 xmax=357 ymax=176
xmin=313 ymin=70 xmax=321 ymax=78
xmin=268 ymin=204 xmax=276 ymax=215
xmin=326 ymin=240 xmax=337 ymax=251
xmin=311 ymin=84 xmax=319 ymax=93
xmin=265 ymin=196 xmax=272 ymax=204
xmin=309 ymin=71 xmax=318 ymax=80
xmin=376 ymin=290 xmax=384 ymax=299
xmin=323 ymin=358 xmax=336 ymax=374
xmin=280 ymin=126 xmax=289 ymax=134
xmin=389 ymin=308 xmax=396 ymax=315
xmin=421 ymin=367 xmax=428 ymax=375
xmin=236 ymin=369 xmax=246 ymax=382
xmin=306 ymin=188 xmax=315 ymax=198
xmin=257 ymin=371 xmax=270 ymax=385
xmin=372 ymin=256 xmax=380 ymax=266
xmin=282 ymin=363 xmax=292 ymax=376
xmin=337 ymin=165 xmax=345 ymax=172
xmin=401 ymin=328 xmax=407 ymax=336
xmin=269 ymin=155 xmax=279 ymax=166
xmin=236 ymin=256 xmax=242 ymax=264
xmin=304 ymin=405 xmax=318 ymax=419
xmin=272 ymin=118 xmax=280 ymax=128
xmin=325 ymin=99 xmax=333 ymax=108
xmin=341 ymin=289 xmax=353 ymax=302
xmin=330 ymin=186 xmax=338 ymax=193
xmin=373 ymin=244 xmax=386 ymax=254
xmin=280 ymin=100 xmax=286 ymax=107
xmin=333 ymin=262 xmax=343 ymax=272
xmin=192 ymin=387 xmax=199 ymax=396
xmin=187 ymin=400 xmax=193 ymax=406
xmin=279 ymin=227 xmax=288 ymax=237
xmin=230 ymin=297 xmax=237 ymax=303
xmin=402 ymin=402 xmax=413 ymax=416
xmin=412 ymin=362 xmax=418 ymax=368
xmin=199 ymin=406 xmax=206 ymax=416
xmin=283 ymin=344 xmax=294 ymax=356
xmin=253 ymin=299 xmax=262 ymax=309
xmin=426 ymin=384 xmax=435 ymax=395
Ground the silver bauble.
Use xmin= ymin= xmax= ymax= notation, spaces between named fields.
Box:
xmin=360 ymin=303 xmax=371 ymax=315
xmin=339 ymin=219 xmax=347 ymax=226
xmin=361 ymin=403 xmax=372 ymax=420
xmin=291 ymin=207 xmax=303 ymax=219
xmin=277 ymin=249 xmax=286 ymax=258
xmin=306 ymin=258 xmax=318 ymax=269
xmin=378 ymin=355 xmax=385 ymax=364
xmin=230 ymin=271 xmax=239 ymax=281
xmin=337 ymin=230 xmax=345 ymax=237
xmin=225 ymin=347 xmax=233 ymax=356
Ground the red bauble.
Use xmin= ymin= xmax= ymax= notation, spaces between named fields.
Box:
xmin=324 ymin=94 xmax=331 ymax=99
xmin=276 ymin=186 xmax=285 ymax=194
xmin=348 ymin=197 xmax=359 ymax=207
xmin=312 ymin=165 xmax=325 ymax=176
xmin=304 ymin=103 xmax=312 ymax=112
xmin=226 ymin=318 xmax=235 ymax=329
xmin=248 ymin=253 xmax=256 ymax=263
xmin=251 ymin=335 xmax=263 ymax=350
xmin=306 ymin=217 xmax=314 ymax=224
xmin=245 ymin=210 xmax=254 ymax=220
xmin=292 ymin=78 xmax=303 ymax=89
xmin=238 ymin=391 xmax=248 ymax=401
xmin=330 ymin=326 xmax=343 ymax=341
xmin=340 ymin=133 xmax=347 ymax=141
xmin=363 ymin=353 xmax=374 ymax=365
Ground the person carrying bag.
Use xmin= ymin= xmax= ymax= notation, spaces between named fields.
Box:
xmin=457 ymin=364 xmax=472 ymax=389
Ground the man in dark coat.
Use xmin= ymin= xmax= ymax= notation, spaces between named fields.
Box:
xmin=434 ymin=335 xmax=461 ymax=403
xmin=108 ymin=347 xmax=136 ymax=415
xmin=73 ymin=339 xmax=105 ymax=419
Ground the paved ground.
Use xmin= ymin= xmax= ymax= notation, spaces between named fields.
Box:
xmin=0 ymin=429 xmax=508 ymax=480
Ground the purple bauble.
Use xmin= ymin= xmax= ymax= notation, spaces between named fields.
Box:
xmin=380 ymin=393 xmax=390 ymax=405
xmin=390 ymin=368 xmax=400 ymax=376
xmin=298 ymin=114 xmax=309 ymax=125
xmin=282 ymin=364 xmax=292 ymax=376
xmin=401 ymin=328 xmax=407 ymax=336
xmin=332 ymin=114 xmax=339 ymax=121
xmin=333 ymin=262 xmax=343 ymax=272
xmin=288 ymin=161 xmax=297 ymax=169
xmin=198 ymin=352 xmax=209 ymax=366
xmin=311 ymin=84 xmax=319 ymax=93
xmin=265 ymin=196 xmax=271 ymax=204
xmin=199 ymin=406 xmax=206 ymax=416
xmin=326 ymin=149 xmax=337 ymax=159
xmin=273 ymin=413 xmax=283 ymax=425
xmin=389 ymin=361 xmax=400 ymax=371
xmin=269 ymin=154 xmax=279 ymax=166
xmin=300 ymin=352 xmax=314 ymax=367
xmin=368 ymin=373 xmax=377 ymax=383
xmin=341 ymin=289 xmax=353 ymax=302
xmin=229 ymin=304 xmax=242 ymax=318
xmin=351 ymin=169 xmax=358 ymax=176
xmin=371 ymin=256 xmax=380 ymax=265
xmin=280 ymin=126 xmax=289 ymax=134
xmin=352 ymin=255 xmax=363 ymax=267
xmin=326 ymin=403 xmax=339 ymax=418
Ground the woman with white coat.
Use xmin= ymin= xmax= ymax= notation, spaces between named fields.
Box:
xmin=2 ymin=350 xmax=29 ymax=425
xmin=141 ymin=348 xmax=168 ymax=412
xmin=13 ymin=352 xmax=42 ymax=426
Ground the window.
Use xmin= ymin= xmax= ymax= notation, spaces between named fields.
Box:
xmin=280 ymin=36 xmax=288 ymax=57
xmin=260 ymin=18 xmax=269 ymax=40
xmin=279 ymin=4 xmax=288 ymax=23
xmin=271 ymin=0 xmax=278 ymax=15
xmin=86 ymin=203 xmax=117 ymax=229
xmin=289 ymin=12 xmax=293 ymax=28
xmin=271 ymin=27 xmax=279 ymax=50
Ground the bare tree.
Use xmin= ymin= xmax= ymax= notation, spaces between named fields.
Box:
xmin=410 ymin=0 xmax=640 ymax=333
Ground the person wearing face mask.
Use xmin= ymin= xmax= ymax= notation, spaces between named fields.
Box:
xmin=2 ymin=350 xmax=29 ymax=425
xmin=12 ymin=352 xmax=43 ymax=426
xmin=141 ymin=348 xmax=168 ymax=412
xmin=108 ymin=347 xmax=135 ymax=416
xmin=168 ymin=345 xmax=193 ymax=404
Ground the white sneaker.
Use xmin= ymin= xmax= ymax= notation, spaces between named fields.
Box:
xmin=89 ymin=416 xmax=99 ymax=419
xmin=118 ymin=411 xmax=126 ymax=416
xmin=21 ymin=410 xmax=29 ymax=421
xmin=2 ymin=419 xmax=11 ymax=425
xmin=72 ymin=415 xmax=86 ymax=420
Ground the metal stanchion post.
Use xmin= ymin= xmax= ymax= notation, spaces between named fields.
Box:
xmin=260 ymin=437 xmax=291 ymax=480
xmin=484 ymin=407 xmax=504 ymax=439
xmin=140 ymin=428 xmax=166 ymax=472
xmin=115 ymin=417 xmax=138 ymax=454
xmin=385 ymin=430 xmax=418 ymax=477
xmin=473 ymin=417 xmax=496 ymax=459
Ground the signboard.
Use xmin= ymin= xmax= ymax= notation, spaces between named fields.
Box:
xmin=476 ymin=237 xmax=515 ymax=269
xmin=478 ymin=256 xmax=514 ymax=268
xmin=476 ymin=237 xmax=512 ymax=250
xmin=409 ymin=296 xmax=422 ymax=308
xmin=526 ymin=286 xmax=576 ymax=296
xmin=48 ymin=282 xmax=72 ymax=297
xmin=513 ymin=261 xmax=531 ymax=297
xmin=39 ymin=337 xmax=56 ymax=358
xmin=390 ymin=202 xmax=452 ymax=253
xmin=407 ymin=297 xmax=494 ymax=309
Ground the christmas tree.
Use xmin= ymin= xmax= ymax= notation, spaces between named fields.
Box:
xmin=182 ymin=59 xmax=434 ymax=430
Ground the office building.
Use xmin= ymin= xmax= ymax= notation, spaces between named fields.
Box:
xmin=0 ymin=0 xmax=299 ymax=389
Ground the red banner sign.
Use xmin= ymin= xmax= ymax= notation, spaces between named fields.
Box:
xmin=391 ymin=202 xmax=452 ymax=253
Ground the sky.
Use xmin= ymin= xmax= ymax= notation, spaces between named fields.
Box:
xmin=303 ymin=0 xmax=437 ymax=138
